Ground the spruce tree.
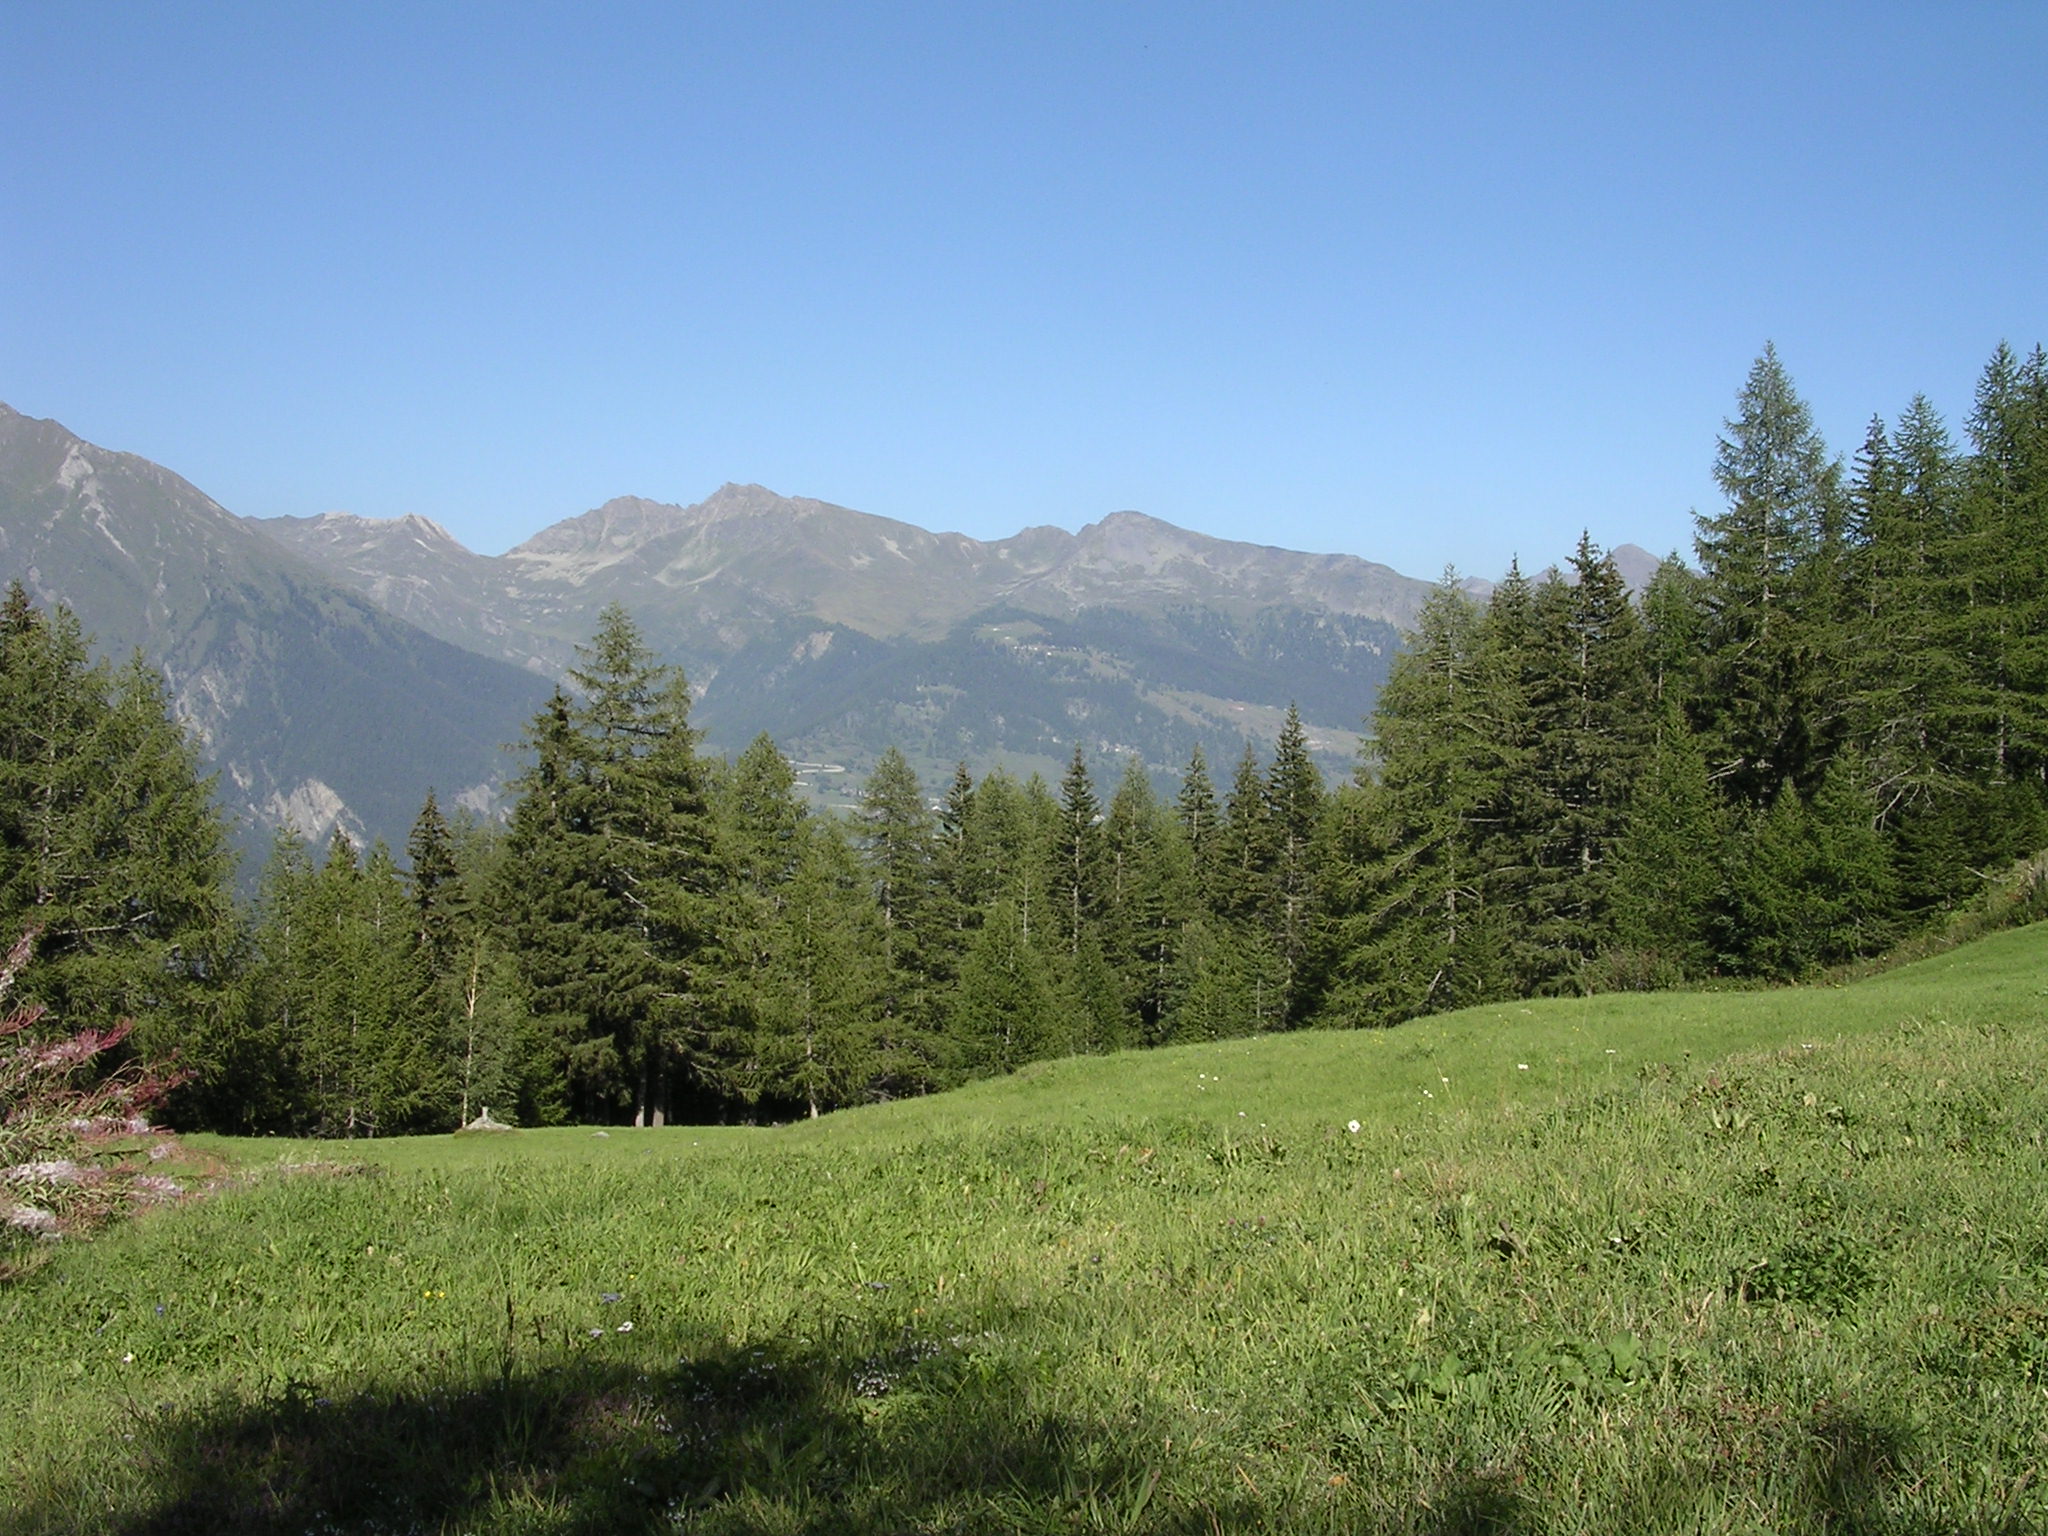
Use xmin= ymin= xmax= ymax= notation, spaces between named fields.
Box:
xmin=1014 ymin=772 xmax=1065 ymax=949
xmin=1708 ymin=764 xmax=1895 ymax=979
xmin=1466 ymin=564 xmax=1542 ymax=976
xmin=243 ymin=828 xmax=318 ymax=1125
xmin=743 ymin=816 xmax=890 ymax=1116
xmin=1161 ymin=913 xmax=1281 ymax=1043
xmin=958 ymin=766 xmax=1024 ymax=922
xmin=856 ymin=746 xmax=938 ymax=1040
xmin=929 ymin=760 xmax=980 ymax=963
xmin=1100 ymin=757 xmax=1176 ymax=1041
xmin=1053 ymin=744 xmax=1106 ymax=956
xmin=1175 ymin=744 xmax=1223 ymax=910
xmin=1605 ymin=724 xmax=1723 ymax=983
xmin=1518 ymin=537 xmax=1652 ymax=988
xmin=427 ymin=810 xmax=554 ymax=1128
xmin=496 ymin=606 xmax=724 ymax=1124
xmin=1214 ymin=743 xmax=1275 ymax=926
xmin=282 ymin=831 xmax=446 ymax=1135
xmin=1320 ymin=576 xmax=1514 ymax=1023
xmin=0 ymin=587 xmax=237 ymax=1068
xmin=858 ymin=747 xmax=934 ymax=947
xmin=1844 ymin=401 xmax=1980 ymax=908
xmin=1264 ymin=704 xmax=1327 ymax=1015
xmin=405 ymin=789 xmax=461 ymax=975
xmin=1693 ymin=345 xmax=1845 ymax=804
xmin=1961 ymin=343 xmax=2048 ymax=791
xmin=949 ymin=900 xmax=1065 ymax=1076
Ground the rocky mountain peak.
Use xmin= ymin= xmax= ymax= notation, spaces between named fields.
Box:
xmin=697 ymin=482 xmax=803 ymax=519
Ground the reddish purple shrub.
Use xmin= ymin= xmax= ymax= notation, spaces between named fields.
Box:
xmin=2 ymin=929 xmax=193 ymax=1272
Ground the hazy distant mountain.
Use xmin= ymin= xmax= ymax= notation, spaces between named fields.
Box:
xmin=4 ymin=398 xmax=1659 ymax=852
xmin=1607 ymin=542 xmax=1667 ymax=592
xmin=252 ymin=484 xmax=1502 ymax=795
xmin=0 ymin=403 xmax=547 ymax=856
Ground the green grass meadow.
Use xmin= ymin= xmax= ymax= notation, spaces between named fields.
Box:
xmin=5 ymin=928 xmax=2046 ymax=1533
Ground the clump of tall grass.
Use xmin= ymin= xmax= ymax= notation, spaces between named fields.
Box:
xmin=1 ymin=929 xmax=190 ymax=1277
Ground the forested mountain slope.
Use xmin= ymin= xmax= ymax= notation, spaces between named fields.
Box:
xmin=0 ymin=404 xmax=547 ymax=852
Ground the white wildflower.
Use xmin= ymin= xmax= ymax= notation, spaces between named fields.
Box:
xmin=4 ymin=1160 xmax=83 ymax=1185
xmin=6 ymin=1206 xmax=58 ymax=1233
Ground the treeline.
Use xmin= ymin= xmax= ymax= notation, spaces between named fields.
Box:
xmin=2 ymin=343 xmax=2042 ymax=1134
xmin=1324 ymin=342 xmax=2048 ymax=1017
xmin=1327 ymin=342 xmax=2048 ymax=1015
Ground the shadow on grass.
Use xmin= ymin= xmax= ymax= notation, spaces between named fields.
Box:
xmin=8 ymin=1340 xmax=2017 ymax=1536
xmin=11 ymin=1330 xmax=1248 ymax=1536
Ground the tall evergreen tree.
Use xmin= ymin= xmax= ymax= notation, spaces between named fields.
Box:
xmin=1707 ymin=762 xmax=1896 ymax=979
xmin=496 ymin=606 xmax=723 ymax=1124
xmin=405 ymin=789 xmax=461 ymax=974
xmin=1214 ymin=743 xmax=1275 ymax=926
xmin=929 ymin=760 xmax=980 ymax=961
xmin=1517 ymin=537 xmax=1652 ymax=987
xmin=275 ymin=831 xmax=446 ymax=1136
xmin=1052 ymin=744 xmax=1106 ymax=956
xmin=1960 ymin=343 xmax=2048 ymax=792
xmin=1264 ymin=704 xmax=1327 ymax=1014
xmin=858 ymin=747 xmax=934 ymax=947
xmin=1161 ymin=913 xmax=1282 ymax=1043
xmin=948 ymin=900 xmax=1065 ymax=1076
xmin=1466 ymin=563 xmax=1543 ymax=962
xmin=741 ymin=815 xmax=891 ymax=1117
xmin=1637 ymin=556 xmax=1705 ymax=720
xmin=415 ymin=807 xmax=555 ymax=1129
xmin=1320 ymin=576 xmax=1515 ymax=1023
xmin=1100 ymin=757 xmax=1177 ymax=1042
xmin=724 ymin=734 xmax=807 ymax=897
xmin=1175 ymin=744 xmax=1223 ymax=910
xmin=856 ymin=746 xmax=938 ymax=1040
xmin=0 ymin=586 xmax=237 ymax=1070
xmin=1843 ymin=401 xmax=1983 ymax=907
xmin=957 ymin=766 xmax=1024 ymax=922
xmin=1605 ymin=722 xmax=1723 ymax=983
xmin=1693 ymin=345 xmax=1845 ymax=803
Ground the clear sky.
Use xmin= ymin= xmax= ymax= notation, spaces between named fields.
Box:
xmin=3 ymin=3 xmax=2042 ymax=580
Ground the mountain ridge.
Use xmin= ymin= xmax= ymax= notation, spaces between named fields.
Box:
xmin=243 ymin=482 xmax=1517 ymax=807
xmin=4 ymin=397 xmax=1663 ymax=851
xmin=0 ymin=402 xmax=549 ymax=856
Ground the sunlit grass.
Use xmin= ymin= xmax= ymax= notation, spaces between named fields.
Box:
xmin=4 ymin=926 xmax=2045 ymax=1532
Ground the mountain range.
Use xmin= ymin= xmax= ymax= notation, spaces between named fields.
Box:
xmin=0 ymin=401 xmax=1656 ymax=859
xmin=0 ymin=403 xmax=546 ymax=855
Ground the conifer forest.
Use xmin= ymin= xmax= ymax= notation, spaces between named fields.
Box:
xmin=5 ymin=344 xmax=2046 ymax=1136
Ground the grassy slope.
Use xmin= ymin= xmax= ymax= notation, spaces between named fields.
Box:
xmin=3 ymin=928 xmax=2045 ymax=1533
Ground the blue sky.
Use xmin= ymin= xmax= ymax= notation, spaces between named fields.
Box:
xmin=3 ymin=3 xmax=2042 ymax=579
